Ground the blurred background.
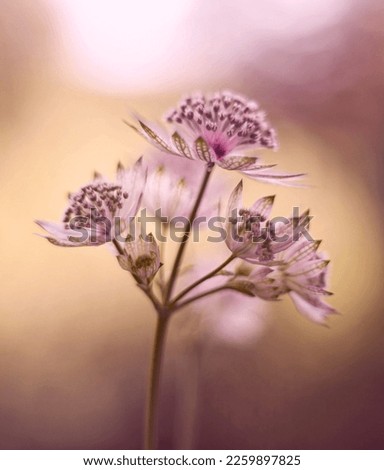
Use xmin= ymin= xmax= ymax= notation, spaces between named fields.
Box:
xmin=1 ymin=0 xmax=383 ymax=450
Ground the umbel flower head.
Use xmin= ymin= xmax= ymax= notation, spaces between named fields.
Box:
xmin=231 ymin=239 xmax=336 ymax=324
xmin=225 ymin=181 xmax=309 ymax=264
xmin=35 ymin=158 xmax=146 ymax=247
xmin=126 ymin=90 xmax=303 ymax=184
xmin=271 ymin=239 xmax=336 ymax=323
xmin=117 ymin=234 xmax=161 ymax=286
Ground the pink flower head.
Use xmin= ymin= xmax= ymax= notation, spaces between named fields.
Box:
xmin=35 ymin=158 xmax=146 ymax=247
xmin=166 ymin=91 xmax=277 ymax=156
xmin=126 ymin=91 xmax=304 ymax=184
xmin=273 ymin=239 xmax=336 ymax=323
xmin=225 ymin=181 xmax=309 ymax=264
xmin=240 ymin=239 xmax=337 ymax=324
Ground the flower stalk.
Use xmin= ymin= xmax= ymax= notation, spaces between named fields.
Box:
xmin=164 ymin=163 xmax=214 ymax=303
xmin=170 ymin=254 xmax=236 ymax=306
xmin=143 ymin=163 xmax=215 ymax=449
xmin=144 ymin=312 xmax=170 ymax=450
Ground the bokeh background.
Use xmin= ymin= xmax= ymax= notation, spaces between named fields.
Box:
xmin=1 ymin=0 xmax=384 ymax=450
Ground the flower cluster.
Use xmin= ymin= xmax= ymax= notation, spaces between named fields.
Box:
xmin=35 ymin=158 xmax=146 ymax=247
xmin=36 ymin=90 xmax=336 ymax=326
xmin=225 ymin=181 xmax=311 ymax=264
xmin=126 ymin=91 xmax=304 ymax=185
xmin=226 ymin=238 xmax=335 ymax=323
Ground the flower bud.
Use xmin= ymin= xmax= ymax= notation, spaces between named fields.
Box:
xmin=117 ymin=234 xmax=161 ymax=286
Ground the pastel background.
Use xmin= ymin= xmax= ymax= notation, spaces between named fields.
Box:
xmin=1 ymin=0 xmax=383 ymax=449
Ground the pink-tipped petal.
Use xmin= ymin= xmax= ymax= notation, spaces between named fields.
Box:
xmin=289 ymin=291 xmax=336 ymax=324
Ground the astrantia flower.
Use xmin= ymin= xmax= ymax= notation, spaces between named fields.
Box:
xmin=117 ymin=234 xmax=161 ymax=286
xmin=271 ymin=239 xmax=336 ymax=323
xmin=225 ymin=181 xmax=309 ymax=264
xmin=35 ymin=158 xmax=146 ymax=247
xmin=234 ymin=239 xmax=337 ymax=324
xmin=126 ymin=91 xmax=303 ymax=184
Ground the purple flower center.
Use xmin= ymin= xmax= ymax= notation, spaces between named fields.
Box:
xmin=212 ymin=142 xmax=227 ymax=159
xmin=63 ymin=182 xmax=128 ymax=231
xmin=166 ymin=91 xmax=277 ymax=156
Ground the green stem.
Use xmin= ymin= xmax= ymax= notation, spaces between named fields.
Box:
xmin=170 ymin=254 xmax=236 ymax=306
xmin=145 ymin=313 xmax=170 ymax=450
xmin=164 ymin=164 xmax=214 ymax=304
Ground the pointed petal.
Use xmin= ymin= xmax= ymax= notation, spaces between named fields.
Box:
xmin=250 ymin=195 xmax=275 ymax=220
xmin=240 ymin=169 xmax=306 ymax=186
xmin=34 ymin=220 xmax=79 ymax=239
xmin=289 ymin=291 xmax=336 ymax=324
xmin=118 ymin=157 xmax=147 ymax=219
xmin=194 ymin=137 xmax=213 ymax=162
xmin=44 ymin=235 xmax=85 ymax=247
xmin=117 ymin=253 xmax=131 ymax=271
xmin=218 ymin=156 xmax=258 ymax=170
xmin=227 ymin=180 xmax=243 ymax=215
xmin=34 ymin=232 xmax=85 ymax=247
xmin=219 ymin=155 xmax=278 ymax=171
xmin=284 ymin=240 xmax=321 ymax=264
xmin=124 ymin=116 xmax=179 ymax=156
xmin=172 ymin=132 xmax=193 ymax=159
xmin=138 ymin=120 xmax=175 ymax=153
xmin=287 ymin=258 xmax=330 ymax=277
xmin=286 ymin=278 xmax=331 ymax=299
xmin=116 ymin=161 xmax=125 ymax=178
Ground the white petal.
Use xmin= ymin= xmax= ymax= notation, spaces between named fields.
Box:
xmin=289 ymin=291 xmax=336 ymax=324
xmin=226 ymin=180 xmax=243 ymax=215
xmin=250 ymin=195 xmax=275 ymax=220
xmin=34 ymin=220 xmax=79 ymax=239
xmin=172 ymin=132 xmax=193 ymax=159
xmin=125 ymin=112 xmax=179 ymax=155
xmin=194 ymin=137 xmax=213 ymax=162
xmin=240 ymin=170 xmax=306 ymax=187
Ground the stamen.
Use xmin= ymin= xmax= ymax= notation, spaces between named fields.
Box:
xmin=165 ymin=91 xmax=277 ymax=156
xmin=64 ymin=182 xmax=126 ymax=234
